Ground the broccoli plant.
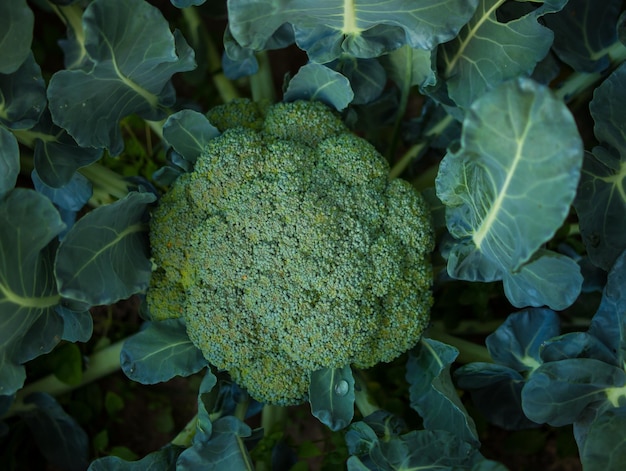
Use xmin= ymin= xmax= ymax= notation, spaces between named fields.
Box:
xmin=2 ymin=0 xmax=626 ymax=470
xmin=148 ymin=99 xmax=433 ymax=405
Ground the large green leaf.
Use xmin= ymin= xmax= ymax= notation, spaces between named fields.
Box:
xmin=0 ymin=0 xmax=34 ymax=74
xmin=21 ymin=393 xmax=89 ymax=471
xmin=0 ymin=189 xmax=64 ymax=395
xmin=29 ymin=111 xmax=103 ymax=188
xmin=574 ymin=63 xmax=626 ymax=271
xmin=55 ymin=191 xmax=156 ymax=306
xmin=580 ymin=408 xmax=626 ymax=471
xmin=407 ymin=339 xmax=479 ymax=446
xmin=227 ymin=0 xmax=478 ymax=63
xmin=436 ymin=78 xmax=583 ymax=308
xmin=47 ymin=0 xmax=196 ymax=156
xmin=544 ymin=0 xmax=621 ymax=73
xmin=0 ymin=53 xmax=46 ymax=130
xmin=440 ymin=0 xmax=566 ymax=109
xmin=0 ymin=128 xmax=19 ymax=198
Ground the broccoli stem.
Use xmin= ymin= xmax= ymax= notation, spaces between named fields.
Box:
xmin=171 ymin=414 xmax=199 ymax=447
xmin=386 ymin=48 xmax=414 ymax=163
xmin=250 ymin=51 xmax=276 ymax=103
xmin=3 ymin=339 xmax=124 ymax=419
xmin=47 ymin=1 xmax=87 ymax=67
xmin=389 ymin=114 xmax=454 ymax=180
xmin=353 ymin=370 xmax=381 ymax=419
xmin=181 ymin=6 xmax=240 ymax=104
xmin=554 ymin=40 xmax=626 ymax=102
xmin=78 ymin=162 xmax=133 ymax=206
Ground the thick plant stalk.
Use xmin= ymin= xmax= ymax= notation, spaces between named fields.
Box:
xmin=4 ymin=340 xmax=124 ymax=418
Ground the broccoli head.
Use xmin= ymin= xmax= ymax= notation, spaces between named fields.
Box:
xmin=148 ymin=99 xmax=434 ymax=405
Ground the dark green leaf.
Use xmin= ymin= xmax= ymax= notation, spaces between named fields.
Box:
xmin=455 ymin=363 xmax=538 ymax=430
xmin=55 ymin=191 xmax=156 ymax=306
xmin=0 ymin=0 xmax=34 ymax=74
xmin=171 ymin=0 xmax=206 ymax=7
xmin=196 ymin=371 xmax=218 ymax=443
xmin=31 ymin=111 xmax=103 ymax=188
xmin=163 ymin=110 xmax=220 ymax=165
xmin=56 ymin=306 xmax=93 ymax=343
xmin=0 ymin=189 xmax=64 ymax=395
xmin=380 ymin=45 xmax=436 ymax=91
xmin=330 ymin=58 xmax=386 ymax=105
xmin=440 ymin=0 xmax=566 ymax=109
xmin=574 ymin=63 xmax=626 ymax=271
xmin=522 ymin=358 xmax=625 ymax=426
xmin=0 ymin=128 xmax=19 ymax=197
xmin=436 ymin=78 xmax=583 ymax=309
xmin=120 ymin=319 xmax=207 ymax=384
xmin=14 ymin=310 xmax=64 ymax=363
xmin=501 ymin=250 xmax=583 ymax=309
xmin=407 ymin=338 xmax=479 ymax=445
xmin=485 ymin=308 xmax=559 ymax=372
xmin=580 ymin=407 xmax=626 ymax=471
xmin=47 ymin=0 xmax=196 ymax=156
xmin=49 ymin=342 xmax=83 ymax=385
xmin=544 ymin=0 xmax=621 ymax=73
xmin=228 ymin=0 xmax=478 ymax=63
xmin=284 ymin=63 xmax=354 ymax=111
xmin=21 ymin=393 xmax=89 ymax=471
xmin=0 ymin=53 xmax=46 ymax=129
xmin=588 ymin=250 xmax=626 ymax=366
xmin=309 ymin=365 xmax=355 ymax=431
xmin=177 ymin=417 xmax=254 ymax=470
xmin=88 ymin=444 xmax=183 ymax=471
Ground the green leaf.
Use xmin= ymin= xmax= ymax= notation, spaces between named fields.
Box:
xmin=55 ymin=191 xmax=156 ymax=306
xmin=440 ymin=0 xmax=567 ymax=109
xmin=120 ymin=319 xmax=207 ymax=384
xmin=284 ymin=63 xmax=354 ymax=111
xmin=0 ymin=189 xmax=64 ymax=395
xmin=330 ymin=57 xmax=386 ymax=105
xmin=544 ymin=0 xmax=621 ymax=73
xmin=580 ymin=407 xmax=626 ymax=471
xmin=88 ymin=445 xmax=183 ymax=471
xmin=163 ymin=110 xmax=220 ymax=165
xmin=21 ymin=393 xmax=89 ymax=471
xmin=228 ymin=0 xmax=478 ymax=62
xmin=436 ymin=78 xmax=583 ymax=309
xmin=47 ymin=0 xmax=196 ymax=156
xmin=0 ymin=0 xmax=34 ymax=74
xmin=522 ymin=358 xmax=625 ymax=426
xmin=49 ymin=343 xmax=83 ymax=386
xmin=406 ymin=338 xmax=479 ymax=446
xmin=485 ymin=308 xmax=559 ymax=372
xmin=309 ymin=365 xmax=355 ymax=431
xmin=0 ymin=128 xmax=19 ymax=197
xmin=30 ymin=111 xmax=103 ymax=188
xmin=380 ymin=45 xmax=436 ymax=91
xmin=501 ymin=250 xmax=583 ymax=310
xmin=56 ymin=306 xmax=93 ymax=343
xmin=574 ymin=63 xmax=626 ymax=271
xmin=178 ymin=417 xmax=254 ymax=470
xmin=0 ymin=53 xmax=46 ymax=129
xmin=588 ymin=250 xmax=626 ymax=367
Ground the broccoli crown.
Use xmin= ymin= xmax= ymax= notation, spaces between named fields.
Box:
xmin=148 ymin=99 xmax=434 ymax=405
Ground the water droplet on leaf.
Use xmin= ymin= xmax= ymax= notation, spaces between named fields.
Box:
xmin=334 ymin=380 xmax=349 ymax=396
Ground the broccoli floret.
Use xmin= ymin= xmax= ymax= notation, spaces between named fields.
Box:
xmin=148 ymin=99 xmax=434 ymax=405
